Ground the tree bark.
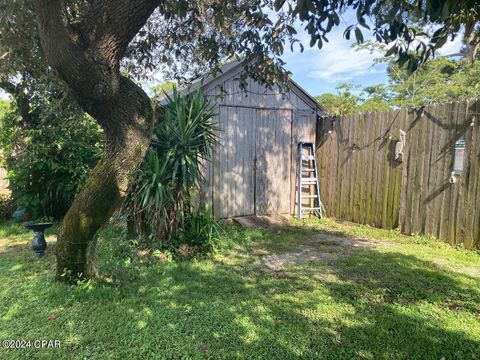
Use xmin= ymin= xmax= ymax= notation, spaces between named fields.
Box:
xmin=56 ymin=77 xmax=156 ymax=281
xmin=34 ymin=0 xmax=160 ymax=282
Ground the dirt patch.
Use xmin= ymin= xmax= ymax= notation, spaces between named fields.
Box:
xmin=309 ymin=233 xmax=379 ymax=248
xmin=312 ymin=269 xmax=340 ymax=282
xmin=233 ymin=215 xmax=291 ymax=229
xmin=261 ymin=233 xmax=378 ymax=271
xmin=432 ymin=257 xmax=480 ymax=278
xmin=464 ymin=266 xmax=480 ymax=278
xmin=262 ymin=247 xmax=337 ymax=271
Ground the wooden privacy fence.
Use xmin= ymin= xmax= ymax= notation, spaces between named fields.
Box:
xmin=316 ymin=99 xmax=480 ymax=249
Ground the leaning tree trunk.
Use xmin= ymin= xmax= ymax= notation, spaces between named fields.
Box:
xmin=34 ymin=0 xmax=160 ymax=282
xmin=56 ymin=79 xmax=155 ymax=281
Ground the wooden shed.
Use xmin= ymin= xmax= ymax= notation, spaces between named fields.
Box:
xmin=159 ymin=61 xmax=323 ymax=218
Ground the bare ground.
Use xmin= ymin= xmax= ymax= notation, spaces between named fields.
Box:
xmin=261 ymin=232 xmax=378 ymax=271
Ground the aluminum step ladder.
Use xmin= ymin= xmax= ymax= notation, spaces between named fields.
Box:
xmin=296 ymin=142 xmax=323 ymax=220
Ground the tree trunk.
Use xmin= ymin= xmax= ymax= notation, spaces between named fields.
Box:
xmin=56 ymin=77 xmax=156 ymax=282
xmin=34 ymin=0 xmax=160 ymax=282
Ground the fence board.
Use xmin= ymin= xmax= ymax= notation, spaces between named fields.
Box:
xmin=472 ymin=101 xmax=480 ymax=246
xmin=373 ymin=111 xmax=384 ymax=227
xmin=352 ymin=112 xmax=361 ymax=223
xmin=343 ymin=115 xmax=352 ymax=219
xmin=453 ymin=101 xmax=468 ymax=245
xmin=364 ymin=111 xmax=375 ymax=225
xmin=391 ymin=108 xmax=406 ymax=228
xmin=402 ymin=108 xmax=415 ymax=234
xmin=438 ymin=102 xmax=458 ymax=240
xmin=335 ymin=114 xmax=345 ymax=218
xmin=424 ymin=103 xmax=442 ymax=236
xmin=462 ymin=101 xmax=478 ymax=248
xmin=356 ymin=112 xmax=365 ymax=224
xmin=381 ymin=111 xmax=391 ymax=228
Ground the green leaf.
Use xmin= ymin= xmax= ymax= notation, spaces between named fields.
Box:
xmin=332 ymin=12 xmax=340 ymax=26
xmin=385 ymin=45 xmax=398 ymax=57
xmin=286 ymin=25 xmax=297 ymax=35
xmin=274 ymin=0 xmax=285 ymax=11
xmin=305 ymin=0 xmax=316 ymax=13
xmin=354 ymin=27 xmax=364 ymax=44
xmin=358 ymin=16 xmax=370 ymax=30
xmin=317 ymin=37 xmax=323 ymax=49
xmin=344 ymin=27 xmax=352 ymax=40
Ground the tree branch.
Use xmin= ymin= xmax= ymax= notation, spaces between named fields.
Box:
xmin=0 ymin=80 xmax=17 ymax=96
xmin=35 ymin=0 xmax=116 ymax=108
xmin=34 ymin=0 xmax=159 ymax=121
xmin=80 ymin=0 xmax=161 ymax=67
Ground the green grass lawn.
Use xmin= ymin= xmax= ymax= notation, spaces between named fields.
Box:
xmin=0 ymin=218 xmax=479 ymax=359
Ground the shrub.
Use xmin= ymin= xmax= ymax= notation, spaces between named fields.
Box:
xmin=0 ymin=193 xmax=15 ymax=221
xmin=0 ymin=93 xmax=103 ymax=218
xmin=124 ymin=87 xmax=218 ymax=246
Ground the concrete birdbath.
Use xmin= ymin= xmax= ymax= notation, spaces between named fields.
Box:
xmin=24 ymin=222 xmax=53 ymax=257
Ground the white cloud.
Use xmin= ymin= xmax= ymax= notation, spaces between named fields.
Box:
xmin=306 ymin=45 xmax=383 ymax=82
xmin=436 ymin=35 xmax=464 ymax=56
xmin=0 ymin=90 xmax=10 ymax=101
xmin=284 ymin=29 xmax=383 ymax=83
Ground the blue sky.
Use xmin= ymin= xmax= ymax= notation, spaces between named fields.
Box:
xmin=281 ymin=10 xmax=464 ymax=97
xmin=282 ymin=30 xmax=389 ymax=97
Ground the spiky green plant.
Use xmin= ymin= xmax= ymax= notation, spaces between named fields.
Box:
xmin=176 ymin=205 xmax=221 ymax=249
xmin=125 ymin=87 xmax=218 ymax=244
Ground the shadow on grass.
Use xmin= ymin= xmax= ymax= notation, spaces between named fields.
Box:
xmin=0 ymin=221 xmax=31 ymax=238
xmin=0 ymin=223 xmax=479 ymax=359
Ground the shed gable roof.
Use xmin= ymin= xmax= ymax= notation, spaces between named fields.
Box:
xmin=155 ymin=61 xmax=323 ymax=112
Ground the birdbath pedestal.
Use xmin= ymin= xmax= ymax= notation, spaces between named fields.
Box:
xmin=24 ymin=222 xmax=53 ymax=257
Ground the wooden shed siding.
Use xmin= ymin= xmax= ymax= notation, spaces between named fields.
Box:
xmin=199 ymin=75 xmax=318 ymax=218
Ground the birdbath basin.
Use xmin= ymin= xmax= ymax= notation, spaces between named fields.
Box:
xmin=24 ymin=222 xmax=53 ymax=257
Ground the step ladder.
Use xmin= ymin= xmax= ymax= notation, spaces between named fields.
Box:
xmin=296 ymin=142 xmax=323 ymax=220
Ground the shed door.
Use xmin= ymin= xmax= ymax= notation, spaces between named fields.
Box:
xmin=215 ymin=106 xmax=292 ymax=217
xmin=217 ymin=106 xmax=256 ymax=218
xmin=254 ymin=109 xmax=292 ymax=215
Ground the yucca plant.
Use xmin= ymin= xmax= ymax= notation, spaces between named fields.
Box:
xmin=124 ymin=87 xmax=218 ymax=244
xmin=127 ymin=149 xmax=172 ymax=240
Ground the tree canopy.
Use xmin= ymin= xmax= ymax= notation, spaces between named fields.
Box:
xmin=316 ymin=56 xmax=480 ymax=115
xmin=4 ymin=0 xmax=480 ymax=94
